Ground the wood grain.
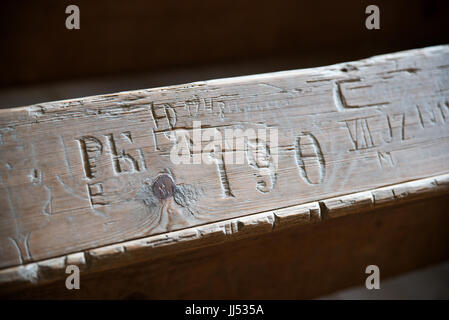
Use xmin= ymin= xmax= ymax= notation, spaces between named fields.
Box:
xmin=3 ymin=0 xmax=449 ymax=87
xmin=0 ymin=45 xmax=448 ymax=281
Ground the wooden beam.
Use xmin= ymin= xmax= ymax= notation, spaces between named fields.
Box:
xmin=0 ymin=45 xmax=448 ymax=296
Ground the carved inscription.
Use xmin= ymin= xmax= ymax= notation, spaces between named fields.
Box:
xmin=78 ymin=132 xmax=147 ymax=178
xmin=149 ymin=102 xmax=177 ymax=130
xmin=383 ymin=113 xmax=406 ymax=143
xmin=377 ymin=151 xmax=395 ymax=168
xmin=87 ymin=182 xmax=108 ymax=208
xmin=295 ymin=133 xmax=326 ymax=185
xmin=416 ymin=102 xmax=449 ymax=128
xmin=211 ymin=144 xmax=234 ymax=198
xmin=338 ymin=99 xmax=449 ymax=169
xmin=105 ymin=133 xmax=142 ymax=174
xmin=246 ymin=137 xmax=277 ymax=193
xmin=1 ymin=45 xmax=449 ymax=272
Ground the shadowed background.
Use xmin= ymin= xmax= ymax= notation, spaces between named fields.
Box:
xmin=1 ymin=0 xmax=449 ymax=299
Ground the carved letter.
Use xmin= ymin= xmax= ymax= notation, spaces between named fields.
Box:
xmin=295 ymin=133 xmax=325 ymax=185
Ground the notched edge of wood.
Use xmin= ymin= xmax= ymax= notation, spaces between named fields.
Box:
xmin=1 ymin=172 xmax=448 ymax=293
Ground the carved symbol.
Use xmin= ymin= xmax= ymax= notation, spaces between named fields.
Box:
xmin=151 ymin=128 xmax=160 ymax=151
xmin=414 ymin=100 xmax=448 ymax=130
xmin=8 ymin=233 xmax=32 ymax=264
xmin=26 ymin=167 xmax=52 ymax=216
xmin=377 ymin=151 xmax=395 ymax=168
xmin=333 ymin=78 xmax=361 ymax=111
xmin=333 ymin=78 xmax=389 ymax=110
xmin=295 ymin=132 xmax=326 ymax=185
xmin=184 ymin=96 xmax=213 ymax=118
xmin=87 ymin=182 xmax=108 ymax=207
xmin=211 ymin=145 xmax=234 ymax=198
xmin=28 ymin=168 xmax=42 ymax=185
xmin=383 ymin=113 xmax=406 ymax=143
xmin=121 ymin=131 xmax=133 ymax=143
xmin=137 ymin=148 xmax=148 ymax=170
xmin=437 ymin=100 xmax=449 ymax=122
xmin=42 ymin=185 xmax=53 ymax=216
xmin=152 ymin=174 xmax=175 ymax=200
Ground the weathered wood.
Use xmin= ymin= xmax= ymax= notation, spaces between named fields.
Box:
xmin=0 ymin=45 xmax=448 ymax=295
xmin=3 ymin=0 xmax=449 ymax=87
xmin=1 ymin=173 xmax=449 ymax=297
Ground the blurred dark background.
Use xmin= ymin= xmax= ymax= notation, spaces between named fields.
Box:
xmin=1 ymin=0 xmax=449 ymax=108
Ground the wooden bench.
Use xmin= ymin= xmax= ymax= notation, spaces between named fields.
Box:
xmin=1 ymin=45 xmax=448 ymax=298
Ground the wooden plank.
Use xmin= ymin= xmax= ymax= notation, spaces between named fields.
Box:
xmin=0 ymin=45 xmax=448 ymax=280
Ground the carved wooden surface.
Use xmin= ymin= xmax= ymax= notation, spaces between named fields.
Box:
xmin=0 ymin=45 xmax=448 ymax=280
xmin=1 ymin=172 xmax=448 ymax=296
xmin=4 ymin=194 xmax=449 ymax=299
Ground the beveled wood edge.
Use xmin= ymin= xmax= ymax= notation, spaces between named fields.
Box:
xmin=1 ymin=172 xmax=448 ymax=292
xmin=0 ymin=45 xmax=446 ymax=114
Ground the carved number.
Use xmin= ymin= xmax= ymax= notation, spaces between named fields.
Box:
xmin=295 ymin=133 xmax=326 ymax=185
